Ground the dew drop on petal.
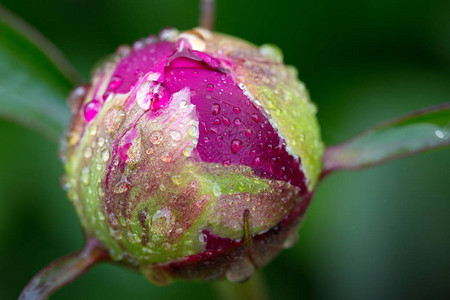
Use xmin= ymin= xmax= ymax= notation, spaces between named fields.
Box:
xmin=231 ymin=139 xmax=243 ymax=154
xmin=183 ymin=145 xmax=194 ymax=157
xmin=84 ymin=147 xmax=92 ymax=158
xmin=169 ymin=130 xmax=182 ymax=141
xmin=104 ymin=106 xmax=126 ymax=134
xmin=102 ymin=150 xmax=110 ymax=162
xmin=161 ymin=152 xmax=173 ymax=162
xmin=282 ymin=232 xmax=299 ymax=249
xmin=222 ymin=159 xmax=231 ymax=167
xmin=251 ymin=113 xmax=260 ymax=123
xmin=188 ymin=125 xmax=199 ymax=138
xmin=109 ymin=75 xmax=123 ymax=89
xmin=84 ymin=100 xmax=101 ymax=122
xmin=113 ymin=180 xmax=131 ymax=194
xmin=213 ymin=183 xmax=222 ymax=196
xmin=81 ymin=167 xmax=90 ymax=184
xmin=150 ymin=131 xmax=163 ymax=145
xmin=222 ymin=116 xmax=231 ymax=126
xmin=211 ymin=103 xmax=221 ymax=115
xmin=253 ymin=157 xmax=261 ymax=166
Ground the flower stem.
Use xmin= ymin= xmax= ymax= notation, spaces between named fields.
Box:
xmin=213 ymin=272 xmax=270 ymax=300
xmin=321 ymin=102 xmax=450 ymax=178
xmin=19 ymin=237 xmax=109 ymax=300
xmin=199 ymin=0 xmax=216 ymax=30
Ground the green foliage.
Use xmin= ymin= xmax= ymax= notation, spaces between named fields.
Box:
xmin=0 ymin=5 xmax=80 ymax=142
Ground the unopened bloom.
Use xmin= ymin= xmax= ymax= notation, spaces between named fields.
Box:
xmin=63 ymin=28 xmax=323 ymax=284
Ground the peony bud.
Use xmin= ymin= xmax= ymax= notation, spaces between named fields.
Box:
xmin=63 ymin=28 xmax=323 ymax=285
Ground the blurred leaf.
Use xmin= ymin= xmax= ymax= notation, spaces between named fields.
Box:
xmin=323 ymin=102 xmax=450 ymax=174
xmin=0 ymin=5 xmax=81 ymax=143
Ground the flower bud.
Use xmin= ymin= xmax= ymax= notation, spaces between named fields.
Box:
xmin=63 ymin=28 xmax=323 ymax=285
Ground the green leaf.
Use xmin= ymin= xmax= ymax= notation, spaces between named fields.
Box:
xmin=0 ymin=5 xmax=82 ymax=143
xmin=322 ymin=102 xmax=450 ymax=175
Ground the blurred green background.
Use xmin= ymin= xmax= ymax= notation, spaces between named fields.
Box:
xmin=1 ymin=0 xmax=450 ymax=299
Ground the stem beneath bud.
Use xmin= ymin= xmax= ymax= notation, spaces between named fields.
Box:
xmin=214 ymin=272 xmax=270 ymax=300
xmin=199 ymin=0 xmax=216 ymax=30
xmin=19 ymin=237 xmax=110 ymax=300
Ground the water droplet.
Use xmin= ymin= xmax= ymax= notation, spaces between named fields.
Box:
xmin=113 ymin=179 xmax=131 ymax=194
xmin=212 ymin=103 xmax=221 ymax=115
xmin=104 ymin=106 xmax=126 ymax=134
xmin=115 ymin=45 xmax=131 ymax=58
xmin=159 ymin=28 xmax=179 ymax=41
xmin=234 ymin=118 xmax=242 ymax=126
xmin=245 ymin=129 xmax=253 ymax=137
xmin=98 ymin=188 xmax=105 ymax=198
xmin=253 ymin=157 xmax=261 ymax=166
xmin=146 ymin=147 xmax=154 ymax=155
xmin=222 ymin=116 xmax=231 ymax=126
xmin=225 ymin=257 xmax=255 ymax=283
xmin=199 ymin=233 xmax=205 ymax=243
xmin=151 ymin=207 xmax=174 ymax=236
xmin=68 ymin=85 xmax=88 ymax=113
xmin=132 ymin=39 xmax=144 ymax=50
xmin=251 ymin=114 xmax=260 ymax=123
xmin=102 ymin=150 xmax=110 ymax=162
xmin=207 ymin=84 xmax=214 ymax=92
xmin=59 ymin=175 xmax=70 ymax=191
xmin=283 ymin=232 xmax=298 ymax=249
xmin=81 ymin=167 xmax=90 ymax=184
xmin=150 ymin=131 xmax=163 ymax=145
xmin=183 ymin=145 xmax=194 ymax=157
xmin=435 ymin=130 xmax=448 ymax=139
xmin=200 ymin=121 xmax=208 ymax=134
xmin=161 ymin=152 xmax=173 ymax=162
xmin=175 ymin=228 xmax=183 ymax=234
xmin=83 ymin=100 xmax=101 ymax=122
xmin=109 ymin=212 xmax=119 ymax=227
xmin=84 ymin=147 xmax=92 ymax=158
xmin=188 ymin=125 xmax=199 ymax=138
xmin=222 ymin=159 xmax=231 ymax=167
xmin=259 ymin=44 xmax=284 ymax=63
xmin=213 ymin=183 xmax=222 ymax=196
xmin=97 ymin=137 xmax=105 ymax=147
xmin=231 ymin=139 xmax=243 ymax=154
xmin=171 ymin=175 xmax=182 ymax=185
xmin=169 ymin=130 xmax=182 ymax=141
xmin=233 ymin=107 xmax=241 ymax=114
xmin=137 ymin=81 xmax=170 ymax=110
xmin=109 ymin=75 xmax=123 ymax=90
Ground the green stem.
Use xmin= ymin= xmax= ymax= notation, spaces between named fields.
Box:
xmin=213 ymin=272 xmax=270 ymax=300
xmin=322 ymin=102 xmax=450 ymax=177
xmin=199 ymin=0 xmax=216 ymax=30
xmin=19 ymin=237 xmax=109 ymax=300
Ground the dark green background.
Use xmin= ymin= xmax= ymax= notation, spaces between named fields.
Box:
xmin=1 ymin=0 xmax=449 ymax=299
